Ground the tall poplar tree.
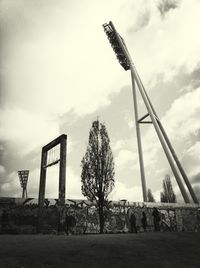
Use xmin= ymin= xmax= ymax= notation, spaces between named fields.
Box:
xmin=147 ymin=188 xmax=156 ymax=202
xmin=160 ymin=174 xmax=176 ymax=203
xmin=81 ymin=120 xmax=115 ymax=233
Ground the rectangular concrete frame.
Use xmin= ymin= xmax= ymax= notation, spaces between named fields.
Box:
xmin=38 ymin=134 xmax=67 ymax=208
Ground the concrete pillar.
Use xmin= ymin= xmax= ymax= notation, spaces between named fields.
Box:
xmin=59 ymin=136 xmax=67 ymax=206
xmin=38 ymin=149 xmax=47 ymax=208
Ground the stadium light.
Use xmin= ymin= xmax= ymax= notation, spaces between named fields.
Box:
xmin=18 ymin=170 xmax=29 ymax=198
xmin=103 ymin=21 xmax=198 ymax=204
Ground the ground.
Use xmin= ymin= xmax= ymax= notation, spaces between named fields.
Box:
xmin=0 ymin=232 xmax=199 ymax=268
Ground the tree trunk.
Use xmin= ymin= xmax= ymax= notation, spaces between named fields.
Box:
xmin=98 ymin=205 xmax=104 ymax=234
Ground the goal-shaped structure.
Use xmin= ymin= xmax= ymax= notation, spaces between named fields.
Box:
xmin=38 ymin=134 xmax=67 ymax=208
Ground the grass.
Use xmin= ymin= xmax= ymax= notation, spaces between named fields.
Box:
xmin=0 ymin=232 xmax=199 ymax=268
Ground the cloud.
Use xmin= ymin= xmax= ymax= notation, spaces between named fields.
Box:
xmin=190 ymin=172 xmax=200 ymax=184
xmin=66 ymin=166 xmax=83 ymax=199
xmin=187 ymin=142 xmax=200 ymax=160
xmin=0 ymin=171 xmax=21 ymax=197
xmin=127 ymin=0 xmax=200 ymax=86
xmin=115 ymin=149 xmax=137 ymax=169
xmin=157 ymin=0 xmax=179 ymax=18
xmin=112 ymin=140 xmax=126 ymax=152
xmin=0 ymin=165 xmax=6 ymax=174
xmin=0 ymin=0 xmax=130 ymax=118
xmin=0 ymin=108 xmax=59 ymax=155
xmin=110 ymin=181 xmax=143 ymax=202
xmin=129 ymin=9 xmax=151 ymax=33
xmin=3 ymin=0 xmax=199 ymax=120
xmin=193 ymin=185 xmax=200 ymax=201
xmin=2 ymin=0 xmax=200 ymax=117
xmin=182 ymin=142 xmax=200 ymax=176
xmin=162 ymin=87 xmax=200 ymax=141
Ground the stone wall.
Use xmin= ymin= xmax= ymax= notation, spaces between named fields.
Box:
xmin=0 ymin=197 xmax=199 ymax=234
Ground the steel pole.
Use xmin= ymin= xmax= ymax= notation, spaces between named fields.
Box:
xmin=108 ymin=21 xmax=190 ymax=203
xmin=22 ymin=188 xmax=25 ymax=198
xmin=136 ymin=73 xmax=198 ymax=204
xmin=130 ymin=65 xmax=190 ymax=203
xmin=131 ymin=73 xmax=147 ymax=202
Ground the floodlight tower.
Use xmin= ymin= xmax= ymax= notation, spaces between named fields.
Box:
xmin=103 ymin=21 xmax=198 ymax=204
xmin=18 ymin=170 xmax=29 ymax=198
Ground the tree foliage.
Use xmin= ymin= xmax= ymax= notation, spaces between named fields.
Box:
xmin=81 ymin=120 xmax=115 ymax=233
xmin=160 ymin=174 xmax=176 ymax=203
xmin=147 ymin=188 xmax=156 ymax=202
xmin=193 ymin=186 xmax=200 ymax=203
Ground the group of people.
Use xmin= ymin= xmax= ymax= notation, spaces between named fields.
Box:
xmin=129 ymin=207 xmax=161 ymax=233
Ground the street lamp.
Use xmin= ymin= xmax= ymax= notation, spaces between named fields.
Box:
xmin=103 ymin=21 xmax=198 ymax=204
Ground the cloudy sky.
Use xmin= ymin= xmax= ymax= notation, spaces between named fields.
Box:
xmin=0 ymin=0 xmax=200 ymax=202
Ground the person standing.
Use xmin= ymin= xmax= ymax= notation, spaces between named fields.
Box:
xmin=152 ymin=207 xmax=160 ymax=231
xmin=64 ymin=214 xmax=76 ymax=235
xmin=141 ymin=211 xmax=147 ymax=231
xmin=130 ymin=212 xmax=137 ymax=233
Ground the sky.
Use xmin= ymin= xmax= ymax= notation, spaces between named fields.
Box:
xmin=0 ymin=0 xmax=200 ymax=202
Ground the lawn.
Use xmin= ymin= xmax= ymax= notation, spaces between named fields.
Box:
xmin=0 ymin=232 xmax=199 ymax=268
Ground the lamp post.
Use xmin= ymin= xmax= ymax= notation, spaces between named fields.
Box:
xmin=103 ymin=21 xmax=198 ymax=204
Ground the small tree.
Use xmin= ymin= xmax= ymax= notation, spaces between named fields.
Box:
xmin=160 ymin=174 xmax=176 ymax=203
xmin=147 ymin=188 xmax=156 ymax=202
xmin=193 ymin=186 xmax=200 ymax=203
xmin=81 ymin=120 xmax=115 ymax=233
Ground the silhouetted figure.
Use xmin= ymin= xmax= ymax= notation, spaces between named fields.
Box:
xmin=1 ymin=210 xmax=9 ymax=232
xmin=64 ymin=215 xmax=76 ymax=235
xmin=160 ymin=213 xmax=171 ymax=232
xmin=152 ymin=207 xmax=160 ymax=231
xmin=130 ymin=213 xmax=137 ymax=233
xmin=141 ymin=211 xmax=147 ymax=231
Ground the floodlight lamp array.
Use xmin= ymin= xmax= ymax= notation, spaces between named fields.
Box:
xmin=18 ymin=170 xmax=29 ymax=189
xmin=103 ymin=22 xmax=130 ymax=71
